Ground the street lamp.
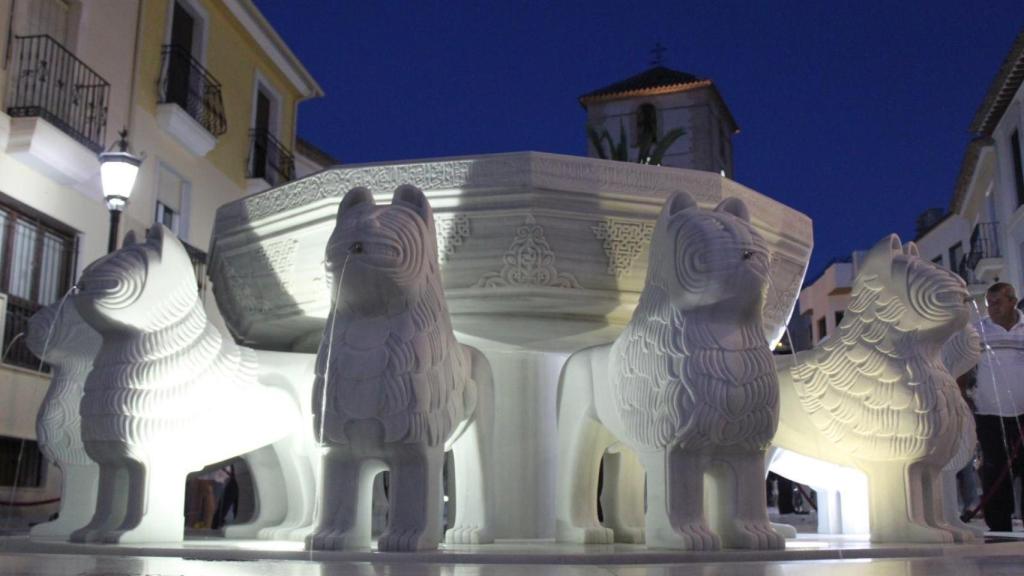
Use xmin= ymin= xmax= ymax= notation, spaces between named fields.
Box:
xmin=99 ymin=129 xmax=141 ymax=254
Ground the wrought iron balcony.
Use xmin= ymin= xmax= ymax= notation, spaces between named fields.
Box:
xmin=158 ymin=44 xmax=227 ymax=137
xmin=247 ymin=129 xmax=295 ymax=186
xmin=6 ymin=35 xmax=110 ymax=153
xmin=966 ymin=222 xmax=1000 ymax=270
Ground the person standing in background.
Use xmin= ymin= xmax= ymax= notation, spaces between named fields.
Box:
xmin=973 ymin=282 xmax=1024 ymax=532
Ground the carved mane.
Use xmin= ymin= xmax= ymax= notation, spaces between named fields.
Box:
xmin=790 ymin=236 xmax=967 ymax=462
xmin=76 ymin=227 xmax=260 ymax=453
xmin=27 ymin=302 xmax=100 ymax=466
xmin=316 ymin=186 xmax=471 ymax=447
xmin=610 ymin=193 xmax=777 ymax=452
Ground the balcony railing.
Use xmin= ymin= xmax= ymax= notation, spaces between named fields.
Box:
xmin=247 ymin=129 xmax=295 ymax=186
xmin=7 ymin=35 xmax=110 ymax=153
xmin=966 ymin=222 xmax=1000 ymax=270
xmin=3 ymin=296 xmax=46 ymax=372
xmin=158 ymin=44 xmax=227 ymax=137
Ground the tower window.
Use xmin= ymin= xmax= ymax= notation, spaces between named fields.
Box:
xmin=636 ymin=104 xmax=658 ymax=147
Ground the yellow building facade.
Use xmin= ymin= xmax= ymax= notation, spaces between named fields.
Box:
xmin=0 ymin=0 xmax=321 ymax=524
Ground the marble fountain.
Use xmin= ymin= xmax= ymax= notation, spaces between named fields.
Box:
xmin=5 ymin=151 xmax=1019 ymax=575
xmin=207 ymin=151 xmax=811 ymax=540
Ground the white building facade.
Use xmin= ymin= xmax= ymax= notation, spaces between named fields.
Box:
xmin=916 ymin=30 xmax=1024 ymax=303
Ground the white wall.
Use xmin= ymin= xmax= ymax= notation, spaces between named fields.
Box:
xmin=798 ymin=261 xmax=854 ymax=345
xmin=993 ymin=93 xmax=1024 ymax=291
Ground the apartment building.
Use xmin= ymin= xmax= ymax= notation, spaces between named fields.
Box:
xmin=0 ymin=0 xmax=322 ymax=522
xmin=915 ymin=29 xmax=1024 ymax=305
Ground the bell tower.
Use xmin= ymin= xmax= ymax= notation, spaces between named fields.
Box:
xmin=579 ymin=65 xmax=738 ymax=176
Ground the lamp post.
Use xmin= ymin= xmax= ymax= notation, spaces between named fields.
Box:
xmin=99 ymin=129 xmax=141 ymax=254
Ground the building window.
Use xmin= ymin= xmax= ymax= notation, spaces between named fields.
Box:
xmin=932 ymin=255 xmax=943 ymax=267
xmin=23 ymin=0 xmax=71 ymax=44
xmin=816 ymin=316 xmax=827 ymax=342
xmin=636 ymin=104 xmax=658 ymax=147
xmin=0 ymin=199 xmax=76 ymax=369
xmin=1012 ymin=130 xmax=1024 ymax=208
xmin=155 ymin=202 xmax=179 ymax=232
xmin=247 ymin=77 xmax=294 ymax=186
xmin=164 ymin=1 xmax=201 ymax=112
xmin=948 ymin=242 xmax=964 ymax=272
xmin=156 ymin=162 xmax=190 ymax=239
xmin=834 ymin=310 xmax=844 ymax=327
xmin=0 ymin=436 xmax=45 ymax=488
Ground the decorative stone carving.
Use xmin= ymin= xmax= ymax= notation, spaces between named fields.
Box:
xmin=68 ymin=226 xmax=317 ymax=544
xmin=211 ymin=153 xmax=812 ymax=355
xmin=556 ymin=192 xmax=783 ymax=550
xmin=209 ymin=154 xmax=814 ymax=539
xmin=25 ymin=302 xmax=101 ymax=540
xmin=592 ymin=218 xmax=655 ymax=277
xmin=308 ymin=185 xmax=494 ymax=552
xmin=476 ymin=215 xmax=581 ymax=289
xmin=773 ymin=235 xmax=973 ymax=543
xmin=217 ymin=156 xmax=529 ymax=231
xmin=220 ymin=238 xmax=298 ymax=315
xmin=762 ymin=254 xmax=807 ymax=338
xmin=435 ymin=213 xmax=470 ymax=264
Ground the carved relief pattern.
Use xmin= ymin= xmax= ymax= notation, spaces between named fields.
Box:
xmin=217 ymin=157 xmax=530 ymax=231
xmin=222 ymin=238 xmax=298 ymax=314
xmin=762 ymin=254 xmax=807 ymax=334
xmin=27 ymin=303 xmax=100 ymax=467
xmin=476 ymin=215 xmax=580 ymax=289
xmin=215 ymin=154 xmax=811 ymax=252
xmin=592 ymin=218 xmax=655 ymax=277
xmin=435 ymin=214 xmax=471 ymax=264
xmin=788 ymin=236 xmax=967 ymax=462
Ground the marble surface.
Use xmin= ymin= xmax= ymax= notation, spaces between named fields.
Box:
xmin=5 ymin=538 xmax=1024 ymax=575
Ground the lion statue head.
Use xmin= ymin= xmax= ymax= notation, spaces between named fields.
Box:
xmin=74 ymin=226 xmax=197 ymax=335
xmin=645 ymin=191 xmax=770 ymax=319
xmin=847 ymin=235 xmax=969 ymax=345
xmin=325 ymin=185 xmax=439 ymax=317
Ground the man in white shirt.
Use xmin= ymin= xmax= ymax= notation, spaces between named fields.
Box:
xmin=974 ymin=282 xmax=1024 ymax=532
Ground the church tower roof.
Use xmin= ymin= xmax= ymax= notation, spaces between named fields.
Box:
xmin=579 ymin=66 xmax=710 ymax=106
xmin=579 ymin=65 xmax=738 ymax=134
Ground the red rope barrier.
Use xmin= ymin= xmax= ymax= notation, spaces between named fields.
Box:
xmin=962 ymin=429 xmax=1024 ymax=523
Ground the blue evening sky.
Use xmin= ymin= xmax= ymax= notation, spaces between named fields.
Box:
xmin=253 ymin=1 xmax=1024 ymax=279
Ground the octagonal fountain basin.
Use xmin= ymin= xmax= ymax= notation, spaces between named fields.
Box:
xmin=210 ymin=151 xmax=811 ymax=354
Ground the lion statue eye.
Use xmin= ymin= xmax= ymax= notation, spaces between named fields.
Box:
xmin=742 ymin=250 xmax=755 ymax=260
xmin=349 ymin=242 xmax=363 ymax=254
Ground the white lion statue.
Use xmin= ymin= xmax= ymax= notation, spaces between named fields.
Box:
xmin=307 ymin=185 xmax=494 ymax=552
xmin=69 ymin=226 xmax=318 ymax=544
xmin=768 ymin=321 xmax=983 ymax=539
xmin=25 ymin=301 xmax=101 ymax=539
xmin=555 ymin=191 xmax=783 ymax=551
xmin=772 ymin=235 xmax=972 ymax=543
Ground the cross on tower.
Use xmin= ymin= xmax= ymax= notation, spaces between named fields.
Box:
xmin=649 ymin=42 xmax=667 ymax=66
